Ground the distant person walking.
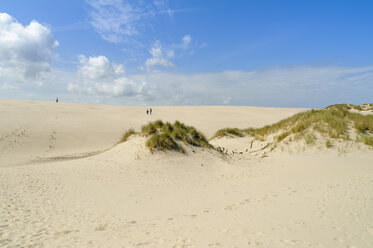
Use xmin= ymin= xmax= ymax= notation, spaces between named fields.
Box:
xmin=150 ymin=108 xmax=152 ymax=115
xmin=146 ymin=109 xmax=149 ymax=115
xmin=56 ymin=97 xmax=58 ymax=103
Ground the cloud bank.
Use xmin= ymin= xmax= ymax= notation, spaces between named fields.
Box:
xmin=0 ymin=13 xmax=58 ymax=88
xmin=68 ymin=55 xmax=147 ymax=99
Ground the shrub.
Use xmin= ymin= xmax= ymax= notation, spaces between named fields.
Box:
xmin=325 ymin=140 xmax=332 ymax=148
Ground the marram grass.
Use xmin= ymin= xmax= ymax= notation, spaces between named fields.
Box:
xmin=141 ymin=120 xmax=212 ymax=153
xmin=119 ymin=128 xmax=135 ymax=143
xmin=212 ymin=104 xmax=373 ymax=148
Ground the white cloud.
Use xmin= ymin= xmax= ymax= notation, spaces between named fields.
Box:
xmin=0 ymin=13 xmax=58 ymax=87
xmin=78 ymin=55 xmax=125 ymax=80
xmin=180 ymin=35 xmax=191 ymax=50
xmin=144 ymin=35 xmax=195 ymax=69
xmin=69 ymin=55 xmax=147 ymax=98
xmin=145 ymin=41 xmax=174 ymax=69
xmin=86 ymin=0 xmax=172 ymax=43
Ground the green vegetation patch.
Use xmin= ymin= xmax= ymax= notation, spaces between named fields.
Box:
xmin=363 ymin=135 xmax=373 ymax=147
xmin=146 ymin=133 xmax=183 ymax=153
xmin=212 ymin=104 xmax=373 ymax=149
xmin=213 ymin=108 xmax=349 ymax=141
xmin=349 ymin=113 xmax=373 ymax=133
xmin=325 ymin=140 xmax=332 ymax=148
xmin=141 ymin=120 xmax=212 ymax=153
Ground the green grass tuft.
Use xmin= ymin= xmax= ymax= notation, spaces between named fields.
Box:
xmin=363 ymin=135 xmax=373 ymax=147
xmin=349 ymin=113 xmax=373 ymax=133
xmin=146 ymin=133 xmax=183 ymax=153
xmin=305 ymin=133 xmax=316 ymax=145
xmin=277 ymin=131 xmax=290 ymax=142
xmin=325 ymin=140 xmax=332 ymax=148
xmin=211 ymin=128 xmax=244 ymax=139
xmin=141 ymin=122 xmax=157 ymax=136
xmin=119 ymin=129 xmax=135 ymax=143
xmin=211 ymin=104 xmax=373 ymax=150
xmin=141 ymin=120 xmax=212 ymax=153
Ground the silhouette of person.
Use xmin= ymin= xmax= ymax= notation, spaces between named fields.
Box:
xmin=146 ymin=109 xmax=149 ymax=115
xmin=150 ymin=108 xmax=152 ymax=115
xmin=56 ymin=97 xmax=58 ymax=103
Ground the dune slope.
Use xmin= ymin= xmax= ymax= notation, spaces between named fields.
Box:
xmin=0 ymin=99 xmax=372 ymax=248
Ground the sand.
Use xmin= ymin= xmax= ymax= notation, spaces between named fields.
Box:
xmin=0 ymin=99 xmax=372 ymax=248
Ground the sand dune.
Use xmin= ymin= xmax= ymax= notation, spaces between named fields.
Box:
xmin=0 ymin=99 xmax=307 ymax=167
xmin=0 ymin=99 xmax=372 ymax=248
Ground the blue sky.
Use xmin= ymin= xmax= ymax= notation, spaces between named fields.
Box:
xmin=1 ymin=0 xmax=373 ymax=107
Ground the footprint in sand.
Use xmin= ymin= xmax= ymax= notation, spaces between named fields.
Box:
xmin=208 ymin=242 xmax=222 ymax=247
xmin=248 ymin=240 xmax=265 ymax=246
xmin=334 ymin=237 xmax=344 ymax=243
xmin=280 ymin=239 xmax=303 ymax=245
xmin=94 ymin=224 xmax=107 ymax=231
xmin=54 ymin=230 xmax=74 ymax=237
xmin=224 ymin=204 xmax=237 ymax=211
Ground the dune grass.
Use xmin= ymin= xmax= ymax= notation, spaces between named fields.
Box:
xmin=212 ymin=104 xmax=373 ymax=148
xmin=119 ymin=128 xmax=135 ymax=143
xmin=349 ymin=112 xmax=373 ymax=133
xmin=363 ymin=135 xmax=373 ymax=146
xmin=213 ymin=108 xmax=349 ymax=140
xmin=142 ymin=120 xmax=212 ymax=153
xmin=146 ymin=133 xmax=183 ymax=153
xmin=325 ymin=140 xmax=332 ymax=148
xmin=211 ymin=128 xmax=245 ymax=139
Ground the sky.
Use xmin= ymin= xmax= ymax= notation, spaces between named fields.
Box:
xmin=0 ymin=0 xmax=373 ymax=107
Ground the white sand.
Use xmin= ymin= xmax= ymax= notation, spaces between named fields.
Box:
xmin=0 ymin=99 xmax=372 ymax=248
